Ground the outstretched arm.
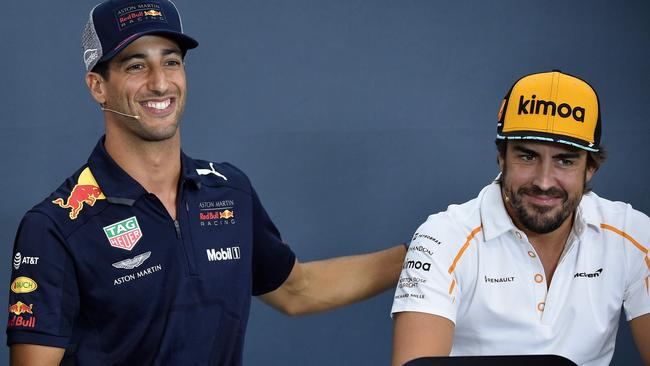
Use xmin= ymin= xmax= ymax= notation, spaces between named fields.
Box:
xmin=260 ymin=244 xmax=406 ymax=316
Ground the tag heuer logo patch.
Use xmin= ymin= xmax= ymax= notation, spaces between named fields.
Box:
xmin=103 ymin=216 xmax=143 ymax=251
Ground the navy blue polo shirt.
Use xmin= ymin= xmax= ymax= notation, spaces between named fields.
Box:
xmin=6 ymin=138 xmax=296 ymax=365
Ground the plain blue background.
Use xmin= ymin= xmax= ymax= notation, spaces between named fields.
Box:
xmin=2 ymin=1 xmax=649 ymax=365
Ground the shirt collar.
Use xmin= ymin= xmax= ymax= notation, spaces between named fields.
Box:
xmin=479 ymin=183 xmax=517 ymax=241
xmin=479 ymin=182 xmax=601 ymax=242
xmin=87 ymin=136 xmax=201 ymax=204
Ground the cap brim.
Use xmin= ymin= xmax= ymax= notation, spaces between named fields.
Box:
xmin=496 ymin=131 xmax=600 ymax=152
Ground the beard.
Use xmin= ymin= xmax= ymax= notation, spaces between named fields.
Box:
xmin=501 ymin=171 xmax=585 ymax=234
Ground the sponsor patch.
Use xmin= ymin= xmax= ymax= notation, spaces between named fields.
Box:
xmin=199 ymin=200 xmax=236 ymax=227
xmin=115 ymin=2 xmax=167 ymax=31
xmin=196 ymin=162 xmax=228 ymax=181
xmin=574 ymin=268 xmax=603 ymax=278
xmin=13 ymin=252 xmax=40 ymax=270
xmin=411 ymin=232 xmax=442 ymax=245
xmin=402 ymin=259 xmax=431 ymax=272
xmin=8 ymin=315 xmax=36 ymax=328
xmin=113 ymin=264 xmax=163 ymax=286
xmin=52 ymin=167 xmax=105 ymax=220
xmin=206 ymin=247 xmax=241 ymax=262
xmin=103 ymin=216 xmax=143 ymax=251
xmin=8 ymin=301 xmax=33 ymax=316
xmin=398 ymin=277 xmax=427 ymax=289
xmin=11 ymin=276 xmax=37 ymax=294
xmin=484 ymin=275 xmax=515 ymax=283
xmin=112 ymin=251 xmax=151 ymax=270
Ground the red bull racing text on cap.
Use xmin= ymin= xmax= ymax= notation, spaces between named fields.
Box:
xmin=496 ymin=70 xmax=602 ymax=152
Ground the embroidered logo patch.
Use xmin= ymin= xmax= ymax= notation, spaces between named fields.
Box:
xmin=114 ymin=2 xmax=167 ymax=31
xmin=52 ymin=167 xmax=105 ymax=220
xmin=103 ymin=216 xmax=143 ymax=251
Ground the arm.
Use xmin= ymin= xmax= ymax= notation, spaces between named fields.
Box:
xmin=630 ymin=313 xmax=650 ymax=365
xmin=391 ymin=312 xmax=454 ymax=366
xmin=10 ymin=344 xmax=64 ymax=366
xmin=260 ymin=244 xmax=406 ymax=315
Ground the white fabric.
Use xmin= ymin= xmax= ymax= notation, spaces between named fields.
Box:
xmin=392 ymin=182 xmax=650 ymax=366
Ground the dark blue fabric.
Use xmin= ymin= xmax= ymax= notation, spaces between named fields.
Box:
xmin=6 ymin=138 xmax=295 ymax=365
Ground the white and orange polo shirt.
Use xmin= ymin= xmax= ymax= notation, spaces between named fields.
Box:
xmin=391 ymin=182 xmax=650 ymax=366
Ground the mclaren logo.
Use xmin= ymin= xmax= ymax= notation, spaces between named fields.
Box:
xmin=574 ymin=268 xmax=603 ymax=278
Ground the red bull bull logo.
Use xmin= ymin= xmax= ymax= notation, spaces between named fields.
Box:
xmin=8 ymin=301 xmax=33 ymax=316
xmin=144 ymin=10 xmax=162 ymax=16
xmin=52 ymin=167 xmax=105 ymax=220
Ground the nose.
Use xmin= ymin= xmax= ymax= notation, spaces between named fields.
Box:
xmin=147 ymin=65 xmax=169 ymax=95
xmin=532 ymin=160 xmax=556 ymax=191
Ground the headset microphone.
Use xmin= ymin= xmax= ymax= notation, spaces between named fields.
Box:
xmin=101 ymin=107 xmax=141 ymax=120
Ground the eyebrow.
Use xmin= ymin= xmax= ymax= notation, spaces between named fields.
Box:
xmin=117 ymin=48 xmax=182 ymax=65
xmin=512 ymin=145 xmax=538 ymax=156
xmin=512 ymin=145 xmax=581 ymax=159
xmin=554 ymin=152 xmax=581 ymax=160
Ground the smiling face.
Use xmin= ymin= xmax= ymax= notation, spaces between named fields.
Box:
xmin=498 ymin=141 xmax=596 ymax=234
xmin=87 ymin=35 xmax=187 ymax=142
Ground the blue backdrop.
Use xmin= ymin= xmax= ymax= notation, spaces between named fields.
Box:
xmin=2 ymin=1 xmax=649 ymax=365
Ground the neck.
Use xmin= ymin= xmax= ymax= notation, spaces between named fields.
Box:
xmin=524 ymin=215 xmax=574 ymax=254
xmin=104 ymin=129 xmax=182 ymax=217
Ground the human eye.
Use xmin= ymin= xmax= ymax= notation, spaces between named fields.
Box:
xmin=164 ymin=58 xmax=182 ymax=68
xmin=519 ymin=153 xmax=535 ymax=162
xmin=125 ymin=63 xmax=145 ymax=72
xmin=557 ymin=158 xmax=575 ymax=167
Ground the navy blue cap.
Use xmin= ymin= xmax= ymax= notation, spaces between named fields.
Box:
xmin=82 ymin=0 xmax=198 ymax=71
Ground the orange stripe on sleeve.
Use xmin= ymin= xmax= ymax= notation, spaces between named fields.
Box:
xmin=601 ymin=223 xmax=648 ymax=255
xmin=446 ymin=226 xmax=482 ymax=296
xmin=448 ymin=226 xmax=483 ymax=274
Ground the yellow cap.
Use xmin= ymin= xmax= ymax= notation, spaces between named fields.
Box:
xmin=496 ymin=71 xmax=601 ymax=151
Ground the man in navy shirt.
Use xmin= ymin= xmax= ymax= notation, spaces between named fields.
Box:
xmin=6 ymin=1 xmax=406 ymax=364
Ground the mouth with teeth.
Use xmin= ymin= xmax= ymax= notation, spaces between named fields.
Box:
xmin=139 ymin=98 xmax=175 ymax=116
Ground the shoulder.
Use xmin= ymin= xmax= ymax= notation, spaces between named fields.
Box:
xmin=189 ymin=158 xmax=254 ymax=195
xmin=27 ymin=164 xmax=103 ymax=238
xmin=411 ymin=192 xmax=483 ymax=255
xmin=582 ymin=192 xmax=650 ymax=234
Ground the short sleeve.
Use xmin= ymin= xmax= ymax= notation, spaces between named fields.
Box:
xmin=391 ymin=214 xmax=466 ymax=324
xmin=250 ymin=189 xmax=296 ymax=296
xmin=6 ymin=211 xmax=79 ymax=348
xmin=622 ymin=208 xmax=650 ymax=321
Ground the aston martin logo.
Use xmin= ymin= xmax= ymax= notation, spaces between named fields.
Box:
xmin=112 ymin=251 xmax=152 ymax=270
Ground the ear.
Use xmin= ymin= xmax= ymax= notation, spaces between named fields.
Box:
xmin=85 ymin=72 xmax=106 ymax=105
xmin=585 ymin=164 xmax=596 ymax=183
xmin=497 ymin=153 xmax=505 ymax=173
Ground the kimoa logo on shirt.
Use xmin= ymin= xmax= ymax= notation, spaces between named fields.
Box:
xmin=574 ymin=268 xmax=603 ymax=278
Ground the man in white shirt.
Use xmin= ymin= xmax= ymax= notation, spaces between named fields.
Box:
xmin=391 ymin=70 xmax=650 ymax=366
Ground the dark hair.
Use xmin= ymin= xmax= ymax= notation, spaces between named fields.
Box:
xmin=494 ymin=140 xmax=607 ymax=191
xmin=91 ymin=60 xmax=110 ymax=81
